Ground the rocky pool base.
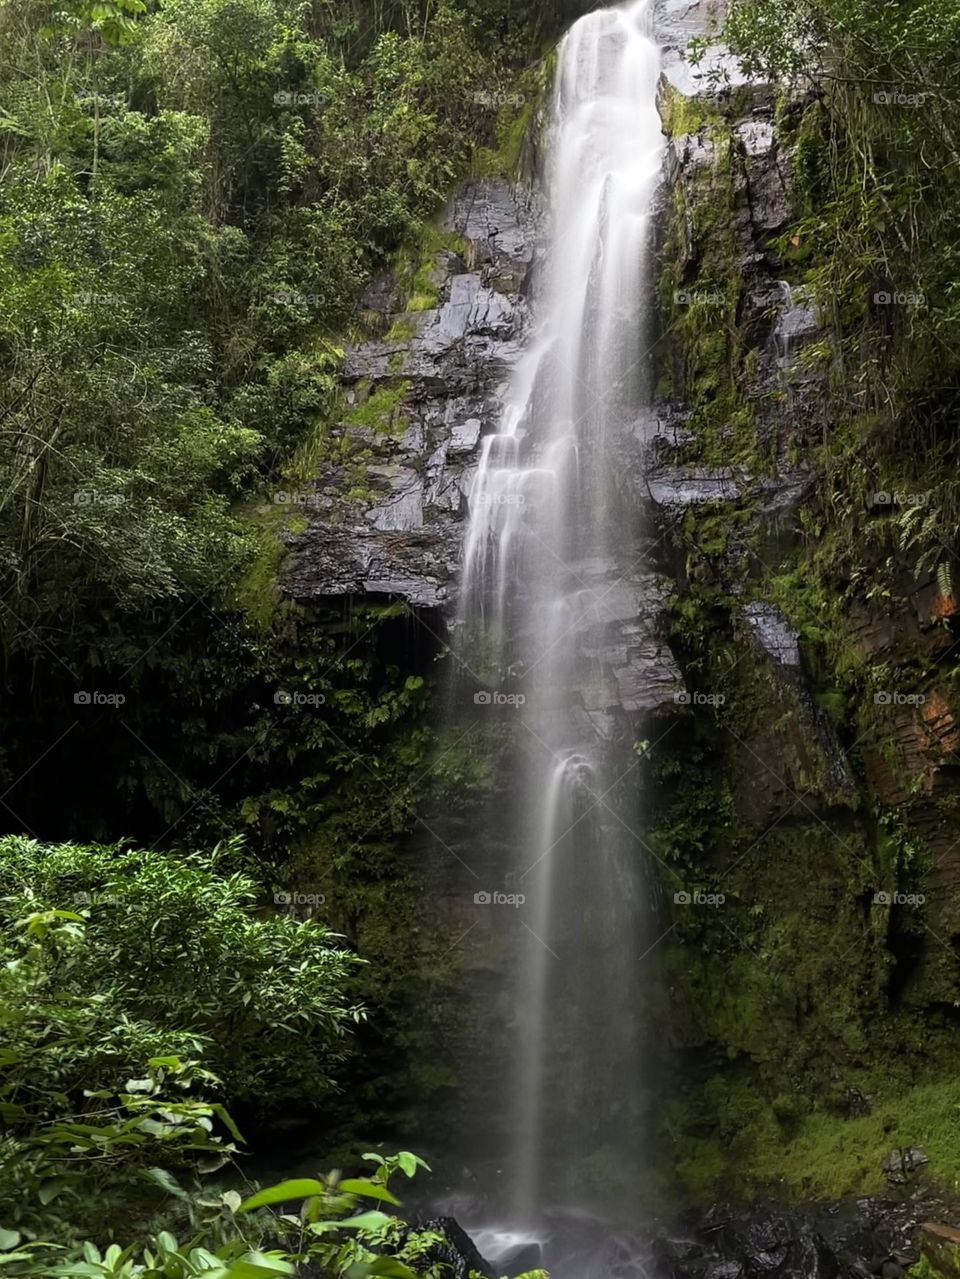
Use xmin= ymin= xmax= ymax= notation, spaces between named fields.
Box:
xmin=417 ymin=1184 xmax=960 ymax=1279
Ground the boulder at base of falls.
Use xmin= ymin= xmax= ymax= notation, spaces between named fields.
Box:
xmin=496 ymin=1240 xmax=543 ymax=1276
xmin=410 ymin=1216 xmax=495 ymax=1279
xmin=650 ymin=1193 xmax=960 ymax=1279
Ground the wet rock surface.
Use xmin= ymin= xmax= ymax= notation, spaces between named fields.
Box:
xmin=424 ymin=1188 xmax=960 ymax=1279
xmin=662 ymin=84 xmax=827 ymax=463
xmin=409 ymin=1216 xmax=494 ymax=1279
xmin=658 ymin=0 xmax=752 ymax=96
xmin=284 ymin=177 xmax=537 ymax=611
xmin=652 ymin=1191 xmax=960 ymax=1279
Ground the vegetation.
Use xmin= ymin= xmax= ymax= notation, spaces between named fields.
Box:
xmin=0 ymin=837 xmax=359 ymax=1234
xmin=0 ymin=0 xmax=575 ymax=1262
xmin=642 ymin=0 xmax=960 ymax=1207
xmin=8 ymin=0 xmax=960 ymax=1255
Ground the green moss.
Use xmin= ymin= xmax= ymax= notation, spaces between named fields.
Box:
xmin=390 ymin=223 xmax=469 ymax=317
xmin=472 ymin=79 xmax=540 ymax=179
xmin=342 ymin=380 xmax=411 ymax=435
xmin=663 ymin=1067 xmax=960 ymax=1205
xmin=229 ymin=503 xmax=290 ymax=630
xmin=659 ymin=81 xmax=722 ymax=138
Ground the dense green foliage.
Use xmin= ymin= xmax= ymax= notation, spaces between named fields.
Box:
xmin=0 ymin=0 xmax=566 ymax=1164
xmin=0 ymin=1149 xmax=547 ymax=1279
xmin=0 ymin=0 xmax=576 ymax=1261
xmin=0 ymin=0 xmax=538 ymax=655
xmin=0 ymin=836 xmax=361 ymax=1236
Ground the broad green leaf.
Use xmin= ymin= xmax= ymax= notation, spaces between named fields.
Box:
xmin=239 ymin=1179 xmax=326 ymax=1212
xmin=0 ymin=1232 xmax=20 ymax=1253
xmin=335 ymin=1211 xmax=392 ymax=1231
xmin=337 ymin=1179 xmax=400 ymax=1206
xmin=144 ymin=1167 xmax=189 ymax=1200
xmin=362 ymin=1261 xmax=418 ymax=1279
xmin=344 ymin=1261 xmax=417 ymax=1279
xmin=39 ymin=1179 xmax=71 ymax=1205
xmin=396 ymin=1152 xmax=422 ymax=1178
xmin=211 ymin=1104 xmax=245 ymax=1143
xmin=219 ymin=1253 xmax=294 ymax=1278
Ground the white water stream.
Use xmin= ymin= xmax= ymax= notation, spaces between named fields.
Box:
xmin=453 ymin=2 xmax=665 ymax=1270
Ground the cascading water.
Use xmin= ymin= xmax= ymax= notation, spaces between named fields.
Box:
xmin=446 ymin=2 xmax=665 ymax=1271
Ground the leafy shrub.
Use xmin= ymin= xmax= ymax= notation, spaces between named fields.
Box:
xmin=0 ymin=835 xmax=363 ymax=1118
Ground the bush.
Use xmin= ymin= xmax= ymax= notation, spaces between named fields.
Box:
xmin=0 ymin=835 xmax=363 ymax=1116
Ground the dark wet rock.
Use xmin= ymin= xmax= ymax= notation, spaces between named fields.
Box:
xmin=512 ymin=564 xmax=686 ymax=727
xmin=650 ymin=1197 xmax=950 ymax=1279
xmin=360 ymin=269 xmax=404 ymax=318
xmin=657 ymin=0 xmax=753 ymax=95
xmin=665 ymin=131 xmax=716 ymax=179
xmin=646 ymin=466 xmax=743 ymax=510
xmin=663 ymin=82 xmax=827 ymax=461
xmin=443 ymin=176 xmax=537 ymax=291
xmin=920 ymin=1222 xmax=960 ymax=1279
xmin=734 ymin=116 xmax=790 ymax=234
xmin=285 ymin=173 xmax=686 ymax=717
xmin=641 ymin=451 xmax=812 ymax=570
xmin=411 ymin=1216 xmax=494 ymax=1279
xmin=736 ymin=599 xmax=857 ymax=805
xmin=742 ymin=601 xmax=800 ymax=667
xmin=285 ymin=177 xmax=536 ymax=611
xmin=885 ymin=1148 xmax=929 ymax=1185
xmin=497 ymin=1240 xmax=543 ymax=1276
xmin=774 ymin=296 xmax=820 ymax=358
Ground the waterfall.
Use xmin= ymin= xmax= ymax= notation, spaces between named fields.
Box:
xmin=448 ymin=1 xmax=664 ymax=1269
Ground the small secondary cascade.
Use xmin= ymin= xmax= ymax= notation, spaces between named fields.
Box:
xmin=452 ymin=0 xmax=664 ymax=1259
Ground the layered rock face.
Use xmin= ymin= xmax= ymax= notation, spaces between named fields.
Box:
xmin=638 ymin=12 xmax=960 ymax=1210
xmin=284 ymin=177 xmax=536 ymax=610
